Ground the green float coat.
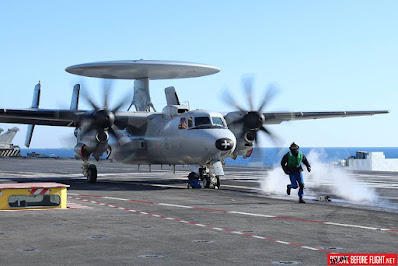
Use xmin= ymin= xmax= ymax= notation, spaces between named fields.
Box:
xmin=287 ymin=151 xmax=303 ymax=168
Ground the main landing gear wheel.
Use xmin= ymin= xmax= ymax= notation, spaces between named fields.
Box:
xmin=202 ymin=175 xmax=220 ymax=189
xmin=203 ymin=176 xmax=211 ymax=188
xmin=87 ymin=164 xmax=97 ymax=183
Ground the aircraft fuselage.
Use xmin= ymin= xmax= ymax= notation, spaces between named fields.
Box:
xmin=110 ymin=110 xmax=236 ymax=165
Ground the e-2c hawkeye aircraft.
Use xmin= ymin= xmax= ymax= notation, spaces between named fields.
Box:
xmin=0 ymin=60 xmax=389 ymax=187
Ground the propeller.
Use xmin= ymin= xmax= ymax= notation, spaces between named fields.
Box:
xmin=80 ymin=79 xmax=130 ymax=145
xmin=224 ymin=77 xmax=281 ymax=162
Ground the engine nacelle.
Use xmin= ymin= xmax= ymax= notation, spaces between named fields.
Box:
xmin=224 ymin=112 xmax=256 ymax=159
xmin=74 ymin=142 xmax=112 ymax=161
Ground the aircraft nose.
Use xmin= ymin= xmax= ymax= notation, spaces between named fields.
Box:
xmin=215 ymin=138 xmax=234 ymax=151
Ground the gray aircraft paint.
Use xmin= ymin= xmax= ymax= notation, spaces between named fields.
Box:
xmin=111 ymin=110 xmax=235 ymax=167
xmin=0 ymin=60 xmax=389 ymax=183
xmin=0 ymin=127 xmax=19 ymax=149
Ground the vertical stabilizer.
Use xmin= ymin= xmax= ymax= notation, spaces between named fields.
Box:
xmin=31 ymin=82 xmax=41 ymax=108
xmin=70 ymin=84 xmax=80 ymax=110
xmin=25 ymin=124 xmax=34 ymax=148
xmin=0 ymin=127 xmax=19 ymax=144
xmin=25 ymin=82 xmax=41 ymax=147
xmin=165 ymin=86 xmax=181 ymax=106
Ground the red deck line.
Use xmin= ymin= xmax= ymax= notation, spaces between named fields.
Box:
xmin=71 ymin=194 xmax=397 ymax=233
xmin=274 ymin=216 xmax=325 ymax=223
xmin=129 ymin=199 xmax=154 ymax=204
xmin=70 ymin=196 xmax=326 ymax=253
xmin=192 ymin=207 xmax=227 ymax=212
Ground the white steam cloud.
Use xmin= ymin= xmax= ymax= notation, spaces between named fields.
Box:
xmin=260 ymin=149 xmax=379 ymax=203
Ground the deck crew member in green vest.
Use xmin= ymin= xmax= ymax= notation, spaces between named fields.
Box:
xmin=281 ymin=142 xmax=311 ymax=203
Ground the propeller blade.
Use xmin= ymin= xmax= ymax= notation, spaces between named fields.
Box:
xmin=111 ymin=95 xmax=130 ymax=113
xmin=257 ymin=83 xmax=278 ymax=112
xmin=81 ymin=90 xmax=100 ymax=111
xmin=102 ymin=79 xmax=113 ymax=109
xmin=259 ymin=125 xmax=271 ymax=135
xmin=108 ymin=125 xmax=120 ymax=140
xmin=228 ymin=115 xmax=246 ymax=127
xmin=222 ymin=90 xmax=245 ymax=112
xmin=259 ymin=125 xmax=282 ymax=146
xmin=250 ymin=130 xmax=265 ymax=166
xmin=243 ymin=77 xmax=254 ymax=111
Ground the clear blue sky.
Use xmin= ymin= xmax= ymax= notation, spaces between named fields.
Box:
xmin=0 ymin=0 xmax=396 ymax=148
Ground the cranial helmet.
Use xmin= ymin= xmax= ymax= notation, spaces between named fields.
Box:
xmin=289 ymin=142 xmax=299 ymax=150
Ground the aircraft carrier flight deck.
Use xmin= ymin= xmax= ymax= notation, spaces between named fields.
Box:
xmin=0 ymin=158 xmax=397 ymax=265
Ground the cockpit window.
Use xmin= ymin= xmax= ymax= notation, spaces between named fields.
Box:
xmin=187 ymin=117 xmax=193 ymax=128
xmin=194 ymin=117 xmax=211 ymax=126
xmin=190 ymin=116 xmax=225 ymax=129
xmin=212 ymin=117 xmax=225 ymax=127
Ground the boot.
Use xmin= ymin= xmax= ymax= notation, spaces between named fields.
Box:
xmin=286 ymin=185 xmax=291 ymax=195
xmin=299 ymin=197 xmax=306 ymax=203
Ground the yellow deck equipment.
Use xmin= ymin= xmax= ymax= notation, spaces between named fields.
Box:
xmin=0 ymin=183 xmax=69 ymax=210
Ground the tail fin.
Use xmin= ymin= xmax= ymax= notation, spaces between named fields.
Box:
xmin=0 ymin=127 xmax=19 ymax=144
xmin=31 ymin=82 xmax=41 ymax=108
xmin=25 ymin=82 xmax=41 ymax=147
xmin=25 ymin=125 xmax=35 ymax=148
xmin=165 ymin=86 xmax=181 ymax=105
xmin=70 ymin=84 xmax=80 ymax=110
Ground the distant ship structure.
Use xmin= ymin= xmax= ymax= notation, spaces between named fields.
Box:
xmin=0 ymin=127 xmax=21 ymax=157
xmin=338 ymin=151 xmax=398 ymax=172
xmin=26 ymin=152 xmax=59 ymax=159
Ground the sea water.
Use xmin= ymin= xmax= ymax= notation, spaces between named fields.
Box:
xmin=20 ymin=147 xmax=398 ymax=167
xmin=19 ymin=147 xmax=397 ymax=205
xmin=226 ymin=147 xmax=398 ymax=167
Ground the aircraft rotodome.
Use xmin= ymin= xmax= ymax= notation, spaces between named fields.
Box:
xmin=0 ymin=60 xmax=389 ymax=188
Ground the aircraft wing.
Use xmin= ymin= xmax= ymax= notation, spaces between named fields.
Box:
xmin=263 ymin=110 xmax=389 ymax=124
xmin=0 ymin=108 xmax=85 ymax=127
xmin=0 ymin=109 xmax=149 ymax=127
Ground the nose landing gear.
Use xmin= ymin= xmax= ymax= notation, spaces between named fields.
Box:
xmin=187 ymin=166 xmax=221 ymax=189
xmin=200 ymin=167 xmax=220 ymax=189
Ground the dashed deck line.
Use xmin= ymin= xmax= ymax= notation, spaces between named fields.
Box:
xmin=67 ymin=202 xmax=92 ymax=209
xmin=70 ymin=196 xmax=327 ymax=254
xmin=69 ymin=193 xmax=398 ymax=234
